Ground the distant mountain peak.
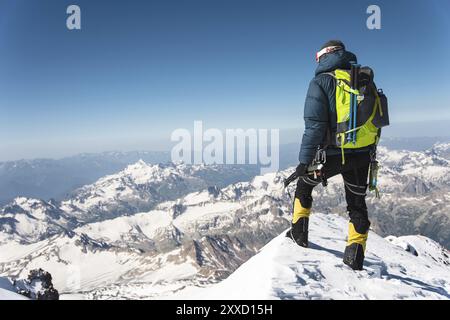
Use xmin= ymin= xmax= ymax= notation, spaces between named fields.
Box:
xmin=133 ymin=159 xmax=148 ymax=167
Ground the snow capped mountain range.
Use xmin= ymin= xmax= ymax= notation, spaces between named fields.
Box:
xmin=0 ymin=150 xmax=171 ymax=205
xmin=60 ymin=161 xmax=259 ymax=223
xmin=429 ymin=142 xmax=450 ymax=160
xmin=0 ymin=144 xmax=449 ymax=299
xmin=60 ymin=161 xmax=208 ymax=222
xmin=0 ymin=197 xmax=77 ymax=244
xmin=1 ymin=169 xmax=291 ymax=299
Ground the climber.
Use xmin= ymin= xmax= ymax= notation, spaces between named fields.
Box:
xmin=286 ymin=40 xmax=389 ymax=271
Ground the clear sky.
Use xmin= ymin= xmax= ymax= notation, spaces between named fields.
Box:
xmin=0 ymin=0 xmax=449 ymax=160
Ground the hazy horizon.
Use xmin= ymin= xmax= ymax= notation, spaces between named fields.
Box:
xmin=1 ymin=119 xmax=450 ymax=162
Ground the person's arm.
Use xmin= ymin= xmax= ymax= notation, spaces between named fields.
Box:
xmin=298 ymin=79 xmax=329 ymax=165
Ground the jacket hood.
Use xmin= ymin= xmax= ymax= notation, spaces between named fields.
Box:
xmin=315 ymin=50 xmax=357 ymax=76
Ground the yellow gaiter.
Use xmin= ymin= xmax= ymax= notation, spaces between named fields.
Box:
xmin=292 ymin=198 xmax=311 ymax=224
xmin=347 ymin=222 xmax=369 ymax=251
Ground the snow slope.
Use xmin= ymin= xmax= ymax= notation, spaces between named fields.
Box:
xmin=0 ymin=277 xmax=28 ymax=300
xmin=187 ymin=213 xmax=450 ymax=300
xmin=0 ymin=288 xmax=28 ymax=300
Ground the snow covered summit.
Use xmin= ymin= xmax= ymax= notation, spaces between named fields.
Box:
xmin=188 ymin=213 xmax=450 ymax=300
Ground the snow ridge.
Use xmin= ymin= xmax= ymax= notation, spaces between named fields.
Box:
xmin=189 ymin=213 xmax=450 ymax=300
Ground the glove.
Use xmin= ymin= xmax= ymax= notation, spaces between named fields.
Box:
xmin=283 ymin=163 xmax=309 ymax=188
xmin=295 ymin=163 xmax=308 ymax=177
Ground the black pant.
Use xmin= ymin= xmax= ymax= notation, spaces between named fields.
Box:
xmin=295 ymin=152 xmax=371 ymax=234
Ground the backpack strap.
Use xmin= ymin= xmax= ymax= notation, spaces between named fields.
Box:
xmin=323 ymin=70 xmax=352 ymax=87
xmin=322 ymin=71 xmax=336 ymax=78
xmin=321 ymin=71 xmax=341 ymax=85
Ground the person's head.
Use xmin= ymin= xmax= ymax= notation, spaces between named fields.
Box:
xmin=316 ymin=40 xmax=346 ymax=63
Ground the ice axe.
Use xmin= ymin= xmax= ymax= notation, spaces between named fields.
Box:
xmin=283 ymin=147 xmax=328 ymax=189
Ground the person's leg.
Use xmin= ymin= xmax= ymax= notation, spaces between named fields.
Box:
xmin=287 ymin=155 xmax=342 ymax=247
xmin=341 ymin=153 xmax=371 ymax=270
xmin=287 ymin=176 xmax=317 ymax=247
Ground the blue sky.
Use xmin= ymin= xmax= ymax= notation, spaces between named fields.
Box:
xmin=0 ymin=0 xmax=449 ymax=160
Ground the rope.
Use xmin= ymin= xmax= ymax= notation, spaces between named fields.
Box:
xmin=302 ymin=176 xmax=320 ymax=186
xmin=343 ymin=179 xmax=367 ymax=196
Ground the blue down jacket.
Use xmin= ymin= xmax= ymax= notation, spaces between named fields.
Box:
xmin=298 ymin=49 xmax=371 ymax=164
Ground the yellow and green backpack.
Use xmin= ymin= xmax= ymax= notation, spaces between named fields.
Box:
xmin=326 ymin=67 xmax=389 ymax=164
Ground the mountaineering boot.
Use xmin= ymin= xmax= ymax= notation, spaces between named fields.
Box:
xmin=343 ymin=222 xmax=368 ymax=270
xmin=287 ymin=217 xmax=309 ymax=247
xmin=343 ymin=243 xmax=365 ymax=270
xmin=286 ymin=198 xmax=310 ymax=247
